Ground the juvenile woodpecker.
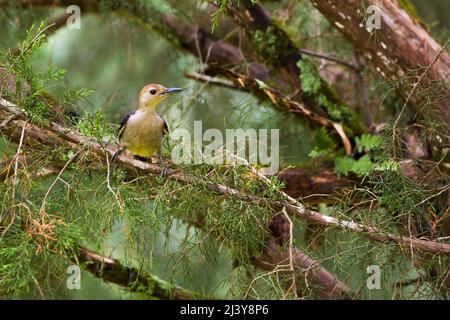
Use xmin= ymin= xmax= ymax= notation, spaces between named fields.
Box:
xmin=114 ymin=84 xmax=182 ymax=169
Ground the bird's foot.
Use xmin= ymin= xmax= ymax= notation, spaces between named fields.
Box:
xmin=159 ymin=165 xmax=168 ymax=179
xmin=112 ymin=149 xmax=122 ymax=162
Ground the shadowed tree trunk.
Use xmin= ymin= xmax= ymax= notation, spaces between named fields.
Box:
xmin=310 ymin=0 xmax=450 ymax=123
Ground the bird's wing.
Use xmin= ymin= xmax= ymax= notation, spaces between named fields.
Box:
xmin=158 ymin=113 xmax=169 ymax=135
xmin=118 ymin=111 xmax=135 ymax=139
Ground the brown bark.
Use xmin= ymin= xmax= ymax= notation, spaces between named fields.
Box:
xmin=225 ymin=0 xmax=302 ymax=88
xmin=277 ymin=166 xmax=358 ymax=203
xmin=311 ymin=0 xmax=450 ymax=123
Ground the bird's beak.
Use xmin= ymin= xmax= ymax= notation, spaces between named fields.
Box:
xmin=161 ymin=87 xmax=183 ymax=95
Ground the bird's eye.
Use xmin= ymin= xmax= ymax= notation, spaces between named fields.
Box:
xmin=149 ymin=89 xmax=157 ymax=95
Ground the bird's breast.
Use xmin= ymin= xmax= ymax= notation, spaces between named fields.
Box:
xmin=120 ymin=109 xmax=165 ymax=158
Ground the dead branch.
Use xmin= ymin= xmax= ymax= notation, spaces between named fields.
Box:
xmin=298 ymin=48 xmax=359 ymax=70
xmin=205 ymin=66 xmax=353 ymax=154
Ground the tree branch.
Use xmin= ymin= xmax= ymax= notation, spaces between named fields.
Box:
xmin=2 ymin=0 xmax=365 ymax=141
xmin=221 ymin=0 xmax=366 ymax=134
xmin=310 ymin=0 xmax=450 ymax=123
xmin=205 ymin=66 xmax=353 ymax=154
xmin=76 ymin=247 xmax=206 ymax=299
xmin=0 ymin=98 xmax=352 ymax=299
xmin=298 ymin=48 xmax=359 ymax=71
xmin=1 ymin=98 xmax=449 ymax=256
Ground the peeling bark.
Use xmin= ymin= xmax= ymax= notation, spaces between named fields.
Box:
xmin=311 ymin=0 xmax=450 ymax=123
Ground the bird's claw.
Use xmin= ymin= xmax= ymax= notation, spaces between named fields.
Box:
xmin=159 ymin=166 xmax=168 ymax=179
xmin=112 ymin=149 xmax=122 ymax=162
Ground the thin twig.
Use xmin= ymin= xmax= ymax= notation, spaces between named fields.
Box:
xmin=1 ymin=122 xmax=26 ymax=238
xmin=184 ymin=72 xmax=237 ymax=90
xmin=105 ymin=152 xmax=125 ymax=213
xmin=39 ymin=149 xmax=83 ymax=217
xmin=392 ymin=38 xmax=450 ymax=158
xmin=299 ymin=48 xmax=359 ymax=70
xmin=281 ymin=207 xmax=298 ymax=299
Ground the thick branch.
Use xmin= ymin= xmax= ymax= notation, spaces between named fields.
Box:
xmin=222 ymin=0 xmax=366 ymax=134
xmin=1 ymin=99 xmax=449 ymax=256
xmin=77 ymin=247 xmax=204 ymax=299
xmin=277 ymin=166 xmax=358 ymax=203
xmin=311 ymin=0 xmax=450 ymax=123
xmin=161 ymin=14 xmax=270 ymax=80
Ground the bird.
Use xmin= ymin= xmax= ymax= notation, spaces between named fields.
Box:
xmin=113 ymin=84 xmax=183 ymax=173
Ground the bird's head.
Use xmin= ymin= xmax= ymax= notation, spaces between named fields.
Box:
xmin=139 ymin=84 xmax=183 ymax=109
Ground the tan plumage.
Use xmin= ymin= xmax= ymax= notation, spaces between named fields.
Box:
xmin=119 ymin=108 xmax=167 ymax=158
xmin=115 ymin=84 xmax=182 ymax=162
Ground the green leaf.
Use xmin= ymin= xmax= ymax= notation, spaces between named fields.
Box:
xmin=309 ymin=127 xmax=336 ymax=158
xmin=373 ymin=159 xmax=400 ymax=172
xmin=335 ymin=155 xmax=373 ymax=176
xmin=355 ymin=134 xmax=381 ymax=153
xmin=352 ymin=155 xmax=373 ymax=175
xmin=297 ymin=59 xmax=321 ymax=95
xmin=315 ymin=127 xmax=336 ymax=150
xmin=334 ymin=156 xmax=355 ymax=175
xmin=64 ymin=88 xmax=94 ymax=103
